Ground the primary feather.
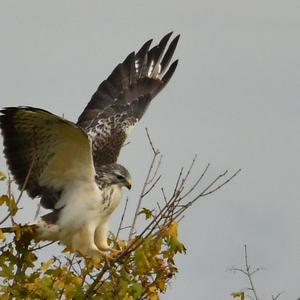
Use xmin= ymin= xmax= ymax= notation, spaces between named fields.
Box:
xmin=77 ymin=32 xmax=180 ymax=166
xmin=0 ymin=33 xmax=179 ymax=258
xmin=0 ymin=107 xmax=131 ymax=258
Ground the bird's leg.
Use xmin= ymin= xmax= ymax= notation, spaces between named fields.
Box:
xmin=94 ymin=221 xmax=110 ymax=251
xmin=94 ymin=221 xmax=122 ymax=260
xmin=34 ymin=202 xmax=41 ymax=221
xmin=72 ymin=223 xmax=102 ymax=260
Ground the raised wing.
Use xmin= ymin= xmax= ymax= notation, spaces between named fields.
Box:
xmin=0 ymin=107 xmax=94 ymax=209
xmin=77 ymin=32 xmax=180 ymax=165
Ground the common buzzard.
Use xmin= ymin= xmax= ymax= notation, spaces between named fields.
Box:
xmin=0 ymin=32 xmax=179 ymax=258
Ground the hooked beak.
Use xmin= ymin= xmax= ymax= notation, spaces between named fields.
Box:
xmin=125 ymin=178 xmax=132 ymax=190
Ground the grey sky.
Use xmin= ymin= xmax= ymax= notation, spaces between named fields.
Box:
xmin=0 ymin=0 xmax=300 ymax=299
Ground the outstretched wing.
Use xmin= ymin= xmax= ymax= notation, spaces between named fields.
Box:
xmin=77 ymin=32 xmax=180 ymax=165
xmin=0 ymin=107 xmax=94 ymax=209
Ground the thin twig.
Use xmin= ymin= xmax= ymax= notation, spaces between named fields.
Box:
xmin=7 ymin=174 xmax=15 ymax=225
xmin=0 ymin=158 xmax=35 ymax=226
xmin=177 ymin=154 xmax=197 ymax=192
xmin=244 ymin=245 xmax=260 ymax=300
xmin=142 ymin=175 xmax=162 ymax=198
xmin=147 ymin=155 xmax=162 ymax=185
xmin=115 ymin=197 xmax=129 ymax=240
xmin=128 ymin=130 xmax=160 ymax=240
xmin=83 ymin=159 xmax=241 ymax=297
xmin=85 ymin=261 xmax=110 ymax=298
xmin=272 ymin=292 xmax=284 ymax=300
xmin=201 ymin=168 xmax=242 ymax=196
xmin=161 ymin=188 xmax=167 ymax=204
xmin=172 ymin=167 xmax=184 ymax=197
xmin=188 ymin=169 xmax=240 ymax=207
xmin=177 ymin=163 xmax=210 ymax=201
xmin=30 ymin=241 xmax=56 ymax=251
xmin=145 ymin=128 xmax=159 ymax=155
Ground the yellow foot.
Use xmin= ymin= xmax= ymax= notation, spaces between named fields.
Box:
xmin=100 ymin=248 xmax=123 ymax=263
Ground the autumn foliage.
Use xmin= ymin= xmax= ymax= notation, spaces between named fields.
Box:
xmin=0 ymin=174 xmax=184 ymax=299
xmin=0 ymin=135 xmax=239 ymax=299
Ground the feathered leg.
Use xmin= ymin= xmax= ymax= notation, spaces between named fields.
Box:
xmin=94 ymin=221 xmax=110 ymax=251
xmin=71 ymin=221 xmax=101 ymax=259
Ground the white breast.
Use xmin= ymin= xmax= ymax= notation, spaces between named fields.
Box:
xmin=36 ymin=180 xmax=124 ymax=257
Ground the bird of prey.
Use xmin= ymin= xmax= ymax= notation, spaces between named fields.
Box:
xmin=0 ymin=32 xmax=179 ymax=258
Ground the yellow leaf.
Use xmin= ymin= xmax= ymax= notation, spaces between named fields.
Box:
xmin=6 ymin=196 xmax=17 ymax=216
xmin=0 ymin=229 xmax=6 ymax=240
xmin=0 ymin=171 xmax=7 ymax=181
xmin=156 ymin=278 xmax=166 ymax=292
xmin=25 ymin=282 xmax=37 ymax=292
xmin=0 ymin=195 xmax=8 ymax=206
xmin=231 ymin=291 xmax=245 ymax=300
xmin=148 ymin=286 xmax=159 ymax=300
xmin=73 ymin=276 xmax=82 ymax=285
xmin=14 ymin=224 xmax=22 ymax=241
xmin=0 ymin=195 xmax=18 ymax=215
xmin=54 ymin=279 xmax=65 ymax=289
xmin=40 ymin=259 xmax=53 ymax=271
xmin=0 ymin=293 xmax=9 ymax=300
xmin=139 ymin=207 xmax=153 ymax=219
xmin=123 ymin=293 xmax=134 ymax=300
xmin=134 ymin=247 xmax=151 ymax=274
xmin=116 ymin=239 xmax=127 ymax=249
xmin=165 ymin=222 xmax=178 ymax=238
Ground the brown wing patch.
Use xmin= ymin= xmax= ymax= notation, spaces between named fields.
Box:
xmin=0 ymin=107 xmax=94 ymax=199
xmin=77 ymin=33 xmax=179 ymax=164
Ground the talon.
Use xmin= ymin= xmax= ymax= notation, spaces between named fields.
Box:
xmin=100 ymin=248 xmax=122 ymax=262
xmin=110 ymin=248 xmax=122 ymax=257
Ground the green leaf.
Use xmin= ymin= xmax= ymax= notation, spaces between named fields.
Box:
xmin=139 ymin=207 xmax=153 ymax=219
xmin=169 ymin=236 xmax=186 ymax=254
xmin=6 ymin=196 xmax=17 ymax=216
xmin=0 ymin=171 xmax=7 ymax=181
xmin=134 ymin=246 xmax=151 ymax=274
xmin=72 ymin=285 xmax=85 ymax=300
xmin=129 ymin=282 xmax=144 ymax=298
xmin=0 ymin=262 xmax=14 ymax=279
xmin=0 ymin=195 xmax=17 ymax=216
xmin=45 ymin=268 xmax=61 ymax=276
xmin=0 ymin=195 xmax=8 ymax=206
xmin=231 ymin=291 xmax=245 ymax=300
xmin=0 ymin=229 xmax=6 ymax=240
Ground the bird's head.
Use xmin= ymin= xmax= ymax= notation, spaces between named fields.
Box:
xmin=95 ymin=163 xmax=132 ymax=190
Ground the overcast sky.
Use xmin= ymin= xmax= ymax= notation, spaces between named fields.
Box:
xmin=0 ymin=1 xmax=300 ymax=299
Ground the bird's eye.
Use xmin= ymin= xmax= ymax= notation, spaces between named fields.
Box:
xmin=116 ymin=175 xmax=124 ymax=180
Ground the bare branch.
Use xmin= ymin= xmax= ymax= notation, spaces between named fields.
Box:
xmin=147 ymin=155 xmax=162 ymax=185
xmin=0 ymin=158 xmax=35 ymax=226
xmin=177 ymin=163 xmax=210 ymax=201
xmin=115 ymin=197 xmax=129 ymax=240
xmin=229 ymin=245 xmax=260 ymax=300
xmin=161 ymin=188 xmax=167 ymax=204
xmin=85 ymin=261 xmax=110 ymax=298
xmin=244 ymin=245 xmax=260 ymax=300
xmin=201 ymin=168 xmax=242 ymax=196
xmin=128 ymin=129 xmax=161 ymax=240
xmin=172 ymin=168 xmax=241 ymax=221
xmin=145 ymin=128 xmax=159 ymax=155
xmin=30 ymin=241 xmax=56 ymax=251
xmin=142 ymin=175 xmax=162 ymax=198
xmin=272 ymin=292 xmax=284 ymax=300
xmin=172 ymin=167 xmax=184 ymax=197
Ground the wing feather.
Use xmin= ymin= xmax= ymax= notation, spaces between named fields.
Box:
xmin=77 ymin=32 xmax=180 ymax=164
xmin=0 ymin=107 xmax=94 ymax=205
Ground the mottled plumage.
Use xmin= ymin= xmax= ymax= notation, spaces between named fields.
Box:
xmin=0 ymin=33 xmax=179 ymax=258
xmin=78 ymin=32 xmax=179 ymax=165
xmin=0 ymin=107 xmax=131 ymax=257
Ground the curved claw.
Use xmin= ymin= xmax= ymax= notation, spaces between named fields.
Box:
xmin=100 ymin=248 xmax=123 ymax=262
